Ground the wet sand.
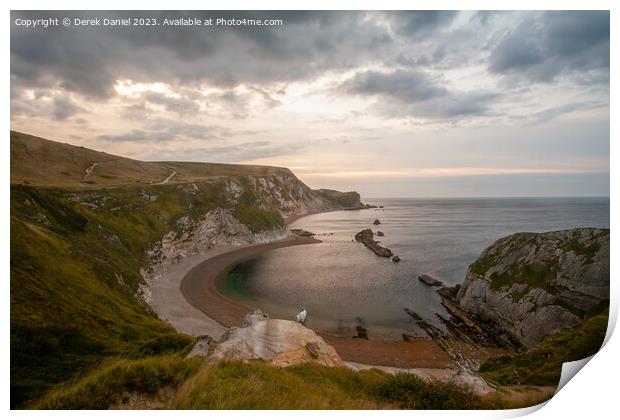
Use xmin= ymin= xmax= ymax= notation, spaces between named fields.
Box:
xmin=178 ymin=232 xmax=453 ymax=369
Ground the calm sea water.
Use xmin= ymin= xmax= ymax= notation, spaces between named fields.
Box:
xmin=223 ymin=197 xmax=609 ymax=340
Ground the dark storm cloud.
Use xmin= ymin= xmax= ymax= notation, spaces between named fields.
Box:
xmin=10 ymin=10 xmax=610 ymax=127
xmin=10 ymin=10 xmax=397 ymax=100
xmin=141 ymin=92 xmax=201 ymax=116
xmin=488 ymin=11 xmax=609 ymax=83
xmin=51 ymin=95 xmax=84 ymax=120
xmin=340 ymin=70 xmax=498 ymax=119
xmin=11 ymin=91 xmax=84 ymax=121
xmin=383 ymin=11 xmax=457 ymax=38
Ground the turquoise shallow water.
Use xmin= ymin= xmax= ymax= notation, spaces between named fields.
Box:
xmin=223 ymin=197 xmax=610 ymax=340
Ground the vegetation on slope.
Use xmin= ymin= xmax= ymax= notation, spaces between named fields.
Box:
xmin=31 ymin=355 xmax=202 ymax=409
xmin=314 ymin=189 xmax=363 ymax=208
xmin=9 ymin=178 xmax=288 ymax=407
xmin=32 ymin=357 xmax=496 ymax=410
xmin=479 ymin=309 xmax=608 ymax=386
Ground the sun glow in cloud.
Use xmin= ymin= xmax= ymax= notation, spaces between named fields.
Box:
xmin=114 ymin=80 xmax=172 ymax=97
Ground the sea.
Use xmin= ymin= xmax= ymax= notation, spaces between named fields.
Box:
xmin=221 ymin=197 xmax=610 ymax=340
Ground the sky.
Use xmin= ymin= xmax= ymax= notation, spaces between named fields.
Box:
xmin=10 ymin=10 xmax=610 ymax=198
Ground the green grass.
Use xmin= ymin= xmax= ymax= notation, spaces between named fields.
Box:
xmin=173 ymin=361 xmax=494 ymax=409
xmin=32 ymin=355 xmax=202 ymax=409
xmin=479 ymin=309 xmax=608 ymax=386
xmin=314 ymin=189 xmax=362 ymax=208
xmin=27 ymin=357 xmax=499 ymax=410
xmin=562 ymin=230 xmax=605 ymax=265
xmin=489 ymin=261 xmax=559 ymax=292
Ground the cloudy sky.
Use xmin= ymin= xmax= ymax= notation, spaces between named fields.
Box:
xmin=10 ymin=11 xmax=609 ymax=197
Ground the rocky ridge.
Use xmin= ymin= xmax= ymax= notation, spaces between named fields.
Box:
xmin=453 ymin=228 xmax=609 ymax=348
xmin=207 ymin=310 xmax=345 ymax=368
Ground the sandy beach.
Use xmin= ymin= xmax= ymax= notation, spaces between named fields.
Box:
xmin=147 ymin=221 xmax=455 ymax=369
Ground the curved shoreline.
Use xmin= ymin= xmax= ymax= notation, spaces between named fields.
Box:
xmin=174 ymin=214 xmax=453 ymax=369
xmin=179 ymin=235 xmax=320 ymax=330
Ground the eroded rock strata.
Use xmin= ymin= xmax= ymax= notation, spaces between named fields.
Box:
xmin=453 ymin=228 xmax=609 ymax=348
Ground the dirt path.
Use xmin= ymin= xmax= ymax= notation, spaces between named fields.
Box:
xmin=82 ymin=162 xmax=100 ymax=181
xmin=158 ymin=170 xmax=177 ymax=184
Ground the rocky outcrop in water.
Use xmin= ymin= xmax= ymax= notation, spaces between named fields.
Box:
xmin=454 ymin=228 xmax=609 ymax=348
xmin=418 ymin=274 xmax=444 ymax=287
xmin=354 ymin=229 xmax=393 ymax=258
xmin=209 ymin=310 xmax=345 ymax=367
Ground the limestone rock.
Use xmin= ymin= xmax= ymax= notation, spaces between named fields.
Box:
xmin=187 ymin=335 xmax=218 ymax=358
xmin=209 ymin=319 xmax=345 ymax=367
xmin=455 ymin=228 xmax=609 ymax=348
xmin=243 ymin=308 xmax=269 ymax=327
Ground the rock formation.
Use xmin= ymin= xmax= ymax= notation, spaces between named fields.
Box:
xmin=354 ymin=229 xmax=393 ymax=258
xmin=209 ymin=310 xmax=345 ymax=368
xmin=454 ymin=228 xmax=609 ymax=348
xmin=418 ymin=274 xmax=444 ymax=287
xmin=373 ymin=219 xmax=381 ymax=225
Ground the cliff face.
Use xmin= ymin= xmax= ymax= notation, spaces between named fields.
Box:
xmin=139 ymin=170 xmax=364 ymax=301
xmin=455 ymin=228 xmax=609 ymax=348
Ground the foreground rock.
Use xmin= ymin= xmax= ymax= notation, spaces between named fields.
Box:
xmin=455 ymin=228 xmax=609 ymax=348
xmin=209 ymin=312 xmax=345 ymax=367
xmin=354 ymin=229 xmax=393 ymax=258
xmin=418 ymin=274 xmax=444 ymax=287
xmin=187 ymin=335 xmax=218 ymax=358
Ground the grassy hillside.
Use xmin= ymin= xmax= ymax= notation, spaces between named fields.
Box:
xmin=10 ymin=131 xmax=286 ymax=187
xmin=32 ymin=357 xmax=499 ymax=409
xmin=479 ymin=309 xmax=608 ymax=386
